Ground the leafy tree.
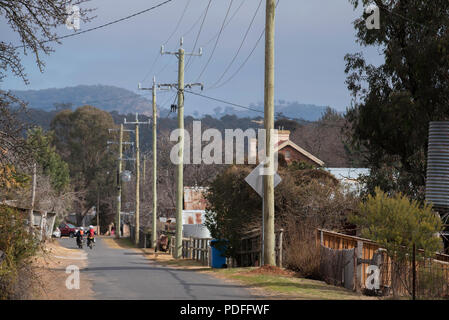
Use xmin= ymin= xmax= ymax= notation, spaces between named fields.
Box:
xmin=345 ymin=0 xmax=449 ymax=200
xmin=351 ymin=187 xmax=443 ymax=257
xmin=26 ymin=127 xmax=70 ymax=192
xmin=205 ymin=164 xmax=357 ymax=271
xmin=0 ymin=0 xmax=92 ymax=84
xmin=51 ymin=106 xmax=117 ymax=225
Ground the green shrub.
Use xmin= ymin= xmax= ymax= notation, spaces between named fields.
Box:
xmin=351 ymin=187 xmax=443 ymax=259
xmin=0 ymin=205 xmax=40 ymax=299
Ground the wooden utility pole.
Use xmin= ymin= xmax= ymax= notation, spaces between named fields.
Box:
xmin=108 ymin=124 xmax=136 ymax=238
xmin=135 ymin=118 xmax=140 ymax=246
xmin=263 ymin=0 xmax=276 ymax=266
xmin=124 ymin=114 xmax=150 ymax=246
xmin=138 ymin=77 xmax=168 ymax=249
xmin=97 ymin=191 xmax=100 ymax=235
xmin=161 ymin=38 xmax=203 ymax=259
xmin=152 ymin=77 xmax=158 ymax=249
xmin=143 ymin=154 xmax=146 ymax=185
xmin=175 ymin=45 xmax=185 ymax=259
xmin=117 ymin=124 xmax=123 ymax=239
xmin=29 ymin=162 xmax=36 ymax=232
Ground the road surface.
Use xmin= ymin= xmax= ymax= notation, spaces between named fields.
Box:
xmin=58 ymin=237 xmax=256 ymax=300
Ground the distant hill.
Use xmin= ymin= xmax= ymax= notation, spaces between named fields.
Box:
xmin=11 ymin=85 xmax=157 ymax=115
xmin=11 ymin=85 xmax=330 ymax=121
xmin=201 ymin=101 xmax=329 ymax=122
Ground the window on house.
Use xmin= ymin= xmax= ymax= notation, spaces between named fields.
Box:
xmin=285 ymin=150 xmax=291 ymax=159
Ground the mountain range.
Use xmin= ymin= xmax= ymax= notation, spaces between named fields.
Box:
xmin=11 ymin=85 xmax=330 ymax=121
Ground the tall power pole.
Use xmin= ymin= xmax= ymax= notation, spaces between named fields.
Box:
xmin=263 ymin=0 xmax=276 ymax=266
xmin=151 ymin=79 xmax=157 ymax=249
xmin=161 ymin=38 xmax=203 ymax=259
xmin=118 ymin=124 xmax=123 ymax=238
xmin=108 ymin=125 xmax=134 ymax=239
xmin=124 ymin=113 xmax=150 ymax=246
xmin=139 ymin=78 xmax=179 ymax=249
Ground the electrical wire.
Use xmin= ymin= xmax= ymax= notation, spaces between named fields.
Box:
xmin=184 ymin=90 xmax=313 ymax=123
xmin=208 ymin=0 xmax=280 ymax=90
xmin=141 ymin=0 xmax=192 ymax=84
xmin=163 ymin=0 xmax=192 ymax=46
xmin=185 ymin=0 xmax=212 ymax=71
xmin=182 ymin=4 xmax=209 ymax=38
xmin=199 ymin=0 xmax=246 ymax=48
xmin=211 ymin=28 xmax=265 ymax=90
xmin=184 ymin=90 xmax=263 ymax=114
xmin=207 ymin=0 xmax=263 ymax=89
xmin=195 ymin=0 xmax=234 ymax=82
xmin=15 ymin=0 xmax=174 ymax=49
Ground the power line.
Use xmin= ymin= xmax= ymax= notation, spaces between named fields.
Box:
xmin=199 ymin=0 xmax=246 ymax=48
xmin=212 ymin=28 xmax=265 ymax=90
xmin=15 ymin=0 xmax=174 ymax=49
xmin=208 ymin=0 xmax=264 ymax=89
xmin=141 ymin=0 xmax=192 ymax=83
xmin=181 ymin=6 xmax=208 ymax=38
xmin=184 ymin=90 xmax=263 ymax=114
xmin=195 ymin=0 xmax=234 ymax=82
xmin=185 ymin=0 xmax=212 ymax=71
xmin=209 ymin=0 xmax=280 ymax=90
xmin=163 ymin=0 xmax=192 ymax=46
xmin=184 ymin=90 xmax=311 ymax=123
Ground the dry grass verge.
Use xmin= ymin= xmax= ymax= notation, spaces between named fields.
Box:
xmin=206 ymin=266 xmax=377 ymax=300
xmin=32 ymin=240 xmax=93 ymax=300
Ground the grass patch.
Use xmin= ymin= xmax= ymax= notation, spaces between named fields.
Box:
xmin=102 ymin=237 xmax=135 ymax=249
xmin=208 ymin=267 xmax=376 ymax=300
xmin=140 ymin=249 xmax=210 ymax=270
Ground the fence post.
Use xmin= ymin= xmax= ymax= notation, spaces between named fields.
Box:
xmin=278 ymin=229 xmax=283 ymax=268
xmin=356 ymin=240 xmax=363 ymax=292
xmin=189 ymin=237 xmax=193 ymax=259
xmin=412 ymin=243 xmax=416 ymax=300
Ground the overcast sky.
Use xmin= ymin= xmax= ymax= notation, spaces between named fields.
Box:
xmin=2 ymin=0 xmax=383 ymax=114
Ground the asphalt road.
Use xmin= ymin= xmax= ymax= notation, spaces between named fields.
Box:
xmin=58 ymin=237 xmax=256 ymax=300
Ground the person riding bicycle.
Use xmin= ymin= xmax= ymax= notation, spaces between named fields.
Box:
xmin=75 ymin=227 xmax=84 ymax=247
xmin=86 ymin=225 xmax=96 ymax=247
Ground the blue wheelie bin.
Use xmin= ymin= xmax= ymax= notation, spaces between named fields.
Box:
xmin=210 ymin=240 xmax=227 ymax=268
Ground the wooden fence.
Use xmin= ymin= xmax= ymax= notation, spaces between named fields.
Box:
xmin=168 ymin=230 xmax=284 ymax=268
xmin=235 ymin=229 xmax=284 ymax=268
xmin=169 ymin=236 xmax=211 ymax=266
xmin=317 ymin=228 xmax=449 ymax=297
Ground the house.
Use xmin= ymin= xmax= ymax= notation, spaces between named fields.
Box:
xmin=324 ymin=168 xmax=370 ymax=194
xmin=183 ymin=186 xmax=208 ymax=225
xmin=0 ymin=201 xmax=57 ymax=240
xmin=184 ymin=186 xmax=208 ymax=210
xmin=182 ymin=186 xmax=211 ymax=238
xmin=250 ymin=130 xmax=324 ymax=167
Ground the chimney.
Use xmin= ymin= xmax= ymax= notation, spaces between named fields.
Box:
xmin=277 ymin=130 xmax=290 ymax=142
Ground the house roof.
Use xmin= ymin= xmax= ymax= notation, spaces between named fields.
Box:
xmin=275 ymin=140 xmax=325 ymax=167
